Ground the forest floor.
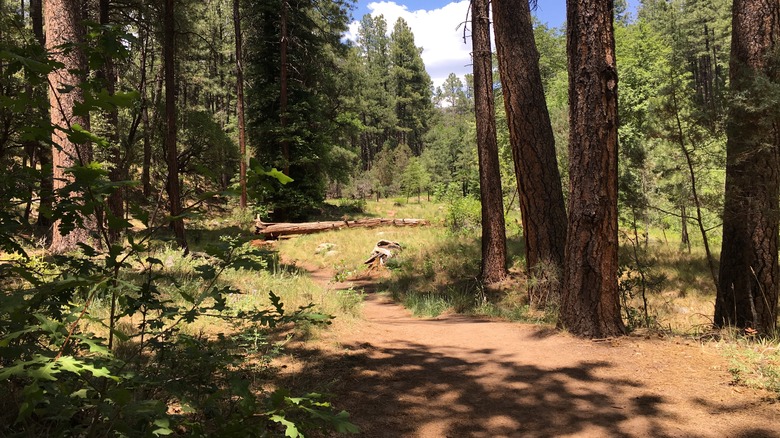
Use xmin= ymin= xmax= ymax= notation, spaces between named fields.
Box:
xmin=274 ymin=262 xmax=780 ymax=438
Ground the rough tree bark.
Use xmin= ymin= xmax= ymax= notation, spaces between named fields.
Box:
xmin=46 ymin=0 xmax=93 ymax=253
xmin=493 ymin=0 xmax=568 ymax=302
xmin=558 ymin=0 xmax=626 ymax=337
xmin=472 ymin=0 xmax=507 ymax=284
xmin=716 ymin=0 xmax=780 ymax=334
xmin=164 ymin=0 xmax=188 ymax=253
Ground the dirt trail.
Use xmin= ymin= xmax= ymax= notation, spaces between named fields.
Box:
xmin=282 ymin=269 xmax=780 ymax=438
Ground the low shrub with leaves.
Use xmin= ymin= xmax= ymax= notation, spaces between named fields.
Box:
xmin=0 ymin=39 xmax=357 ymax=436
xmin=0 ymin=217 xmax=358 ymax=437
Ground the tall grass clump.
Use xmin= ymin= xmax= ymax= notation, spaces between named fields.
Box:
xmin=721 ymin=334 xmax=780 ymax=396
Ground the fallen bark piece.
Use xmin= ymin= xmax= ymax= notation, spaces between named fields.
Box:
xmin=254 ymin=217 xmax=429 ymax=238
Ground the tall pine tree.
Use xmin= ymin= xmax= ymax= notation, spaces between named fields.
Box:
xmin=244 ymin=0 xmax=351 ymax=219
xmin=389 ymin=17 xmax=433 ymax=156
xmin=716 ymin=0 xmax=780 ymax=334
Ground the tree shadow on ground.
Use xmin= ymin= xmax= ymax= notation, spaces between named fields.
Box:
xmin=279 ymin=339 xmax=679 ymax=437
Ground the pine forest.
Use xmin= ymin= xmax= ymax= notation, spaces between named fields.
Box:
xmin=1 ymin=0 xmax=780 ymax=436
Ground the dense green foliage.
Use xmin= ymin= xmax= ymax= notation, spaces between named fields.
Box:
xmin=0 ymin=2 xmax=358 ymax=435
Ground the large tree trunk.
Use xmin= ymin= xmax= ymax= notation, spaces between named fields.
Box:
xmin=46 ymin=0 xmax=93 ymax=253
xmin=493 ymin=0 xmax=568 ymax=303
xmin=234 ymin=0 xmax=248 ymax=209
xmin=716 ymin=0 xmax=780 ymax=334
xmin=164 ymin=0 xmax=187 ymax=253
xmin=471 ymin=0 xmax=507 ymax=284
xmin=559 ymin=0 xmax=625 ymax=337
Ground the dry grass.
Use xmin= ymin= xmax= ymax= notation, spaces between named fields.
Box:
xmin=619 ymin=240 xmax=719 ymax=333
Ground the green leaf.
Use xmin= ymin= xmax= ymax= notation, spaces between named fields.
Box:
xmin=67 ymin=161 xmax=108 ymax=186
xmin=28 ymin=360 xmax=60 ymax=381
xmin=77 ymin=242 xmax=100 ymax=257
xmin=333 ymin=411 xmax=360 ymax=433
xmin=0 ymin=327 xmax=37 ymax=347
xmin=0 ymin=50 xmax=54 ymax=74
xmin=73 ymin=333 xmax=111 ymax=354
xmin=71 ymin=389 xmax=89 ymax=399
xmin=56 ymin=356 xmax=118 ymax=380
xmin=108 ymin=387 xmax=132 ymax=406
xmin=264 ymin=168 xmax=294 ymax=185
xmin=0 ymin=361 xmax=28 ymax=380
xmin=195 ymin=264 xmax=217 ymax=280
xmin=152 ymin=418 xmax=173 ymax=436
xmin=106 ymin=214 xmax=133 ymax=231
xmin=68 ymin=124 xmax=110 ymax=149
xmin=270 ymin=415 xmax=301 ymax=438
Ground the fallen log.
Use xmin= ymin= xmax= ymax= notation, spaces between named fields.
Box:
xmin=254 ymin=217 xmax=429 ymax=238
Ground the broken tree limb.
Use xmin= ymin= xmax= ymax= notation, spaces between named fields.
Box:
xmin=364 ymin=240 xmax=402 ymax=268
xmin=254 ymin=217 xmax=429 ymax=238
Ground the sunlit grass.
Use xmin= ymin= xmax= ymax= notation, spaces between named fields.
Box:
xmin=619 ymin=239 xmax=719 ymax=333
xmin=715 ymin=333 xmax=780 ymax=395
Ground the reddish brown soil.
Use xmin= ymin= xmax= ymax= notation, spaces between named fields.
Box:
xmin=280 ymin=268 xmax=780 ymax=438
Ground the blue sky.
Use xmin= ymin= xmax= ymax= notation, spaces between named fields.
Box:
xmin=345 ymin=1 xmax=637 ymax=88
xmin=350 ymin=0 xmax=570 ymax=28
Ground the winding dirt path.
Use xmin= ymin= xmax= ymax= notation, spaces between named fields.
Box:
xmin=282 ymin=269 xmax=780 ymax=437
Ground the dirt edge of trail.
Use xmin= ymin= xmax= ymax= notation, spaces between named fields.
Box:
xmin=276 ymin=263 xmax=780 ymax=438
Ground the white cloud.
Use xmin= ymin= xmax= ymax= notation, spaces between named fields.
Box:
xmin=345 ymin=1 xmax=473 ymax=89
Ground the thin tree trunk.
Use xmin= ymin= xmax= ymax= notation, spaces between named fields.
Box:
xmin=100 ymin=0 xmax=123 ymax=243
xmin=280 ymin=0 xmax=290 ymax=175
xmin=31 ymin=0 xmax=52 ymax=236
xmin=559 ymin=0 xmax=625 ymax=338
xmin=164 ymin=0 xmax=187 ymax=253
xmin=234 ymin=0 xmax=247 ymax=209
xmin=716 ymin=0 xmax=780 ymax=334
xmin=143 ymin=65 xmax=164 ymax=199
xmin=680 ymin=204 xmax=690 ymax=252
xmin=46 ymin=0 xmax=93 ymax=253
xmin=472 ymin=0 xmax=507 ymax=284
xmin=671 ymin=87 xmax=718 ymax=290
xmin=493 ymin=0 xmax=568 ymax=303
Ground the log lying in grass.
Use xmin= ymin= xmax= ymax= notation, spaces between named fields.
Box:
xmin=254 ymin=217 xmax=429 ymax=238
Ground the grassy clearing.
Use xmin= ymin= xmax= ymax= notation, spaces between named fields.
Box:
xmin=290 ymin=198 xmax=779 ymax=397
xmin=108 ymin=197 xmax=776 ymax=399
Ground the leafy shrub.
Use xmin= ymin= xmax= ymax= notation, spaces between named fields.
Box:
xmin=337 ymin=198 xmax=367 ymax=214
xmin=0 ymin=232 xmax=357 ymax=437
xmin=445 ymin=196 xmax=482 ymax=234
xmin=0 ymin=42 xmax=357 ymax=435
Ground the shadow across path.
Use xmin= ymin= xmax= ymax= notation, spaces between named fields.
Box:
xmin=281 ymin=340 xmax=679 ymax=437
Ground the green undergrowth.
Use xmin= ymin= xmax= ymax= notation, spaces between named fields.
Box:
xmin=2 ymin=201 xmax=362 ymax=437
xmin=719 ymin=334 xmax=780 ymax=396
